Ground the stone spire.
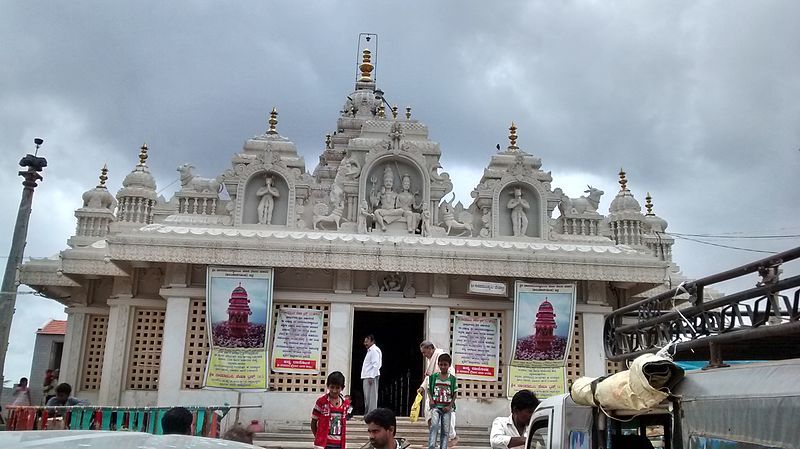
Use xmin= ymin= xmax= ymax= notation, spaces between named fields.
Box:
xmin=115 ymin=143 xmax=158 ymax=226
xmin=642 ymin=192 xmax=673 ymax=261
xmin=69 ymin=164 xmax=117 ymax=247
xmin=608 ymin=168 xmax=645 ymax=247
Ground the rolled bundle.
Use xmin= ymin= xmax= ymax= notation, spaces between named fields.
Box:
xmin=570 ymin=353 xmax=684 ymax=411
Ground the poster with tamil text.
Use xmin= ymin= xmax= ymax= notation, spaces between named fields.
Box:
xmin=452 ymin=315 xmax=500 ymax=381
xmin=203 ymin=267 xmax=273 ymax=391
xmin=271 ymin=308 xmax=324 ymax=374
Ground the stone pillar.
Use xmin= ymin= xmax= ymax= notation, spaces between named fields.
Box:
xmin=157 ymin=296 xmax=191 ymax=406
xmin=60 ymin=307 xmax=109 ymax=391
xmin=327 ymin=303 xmax=352 ymax=391
xmin=578 ymin=304 xmax=612 ymax=378
xmin=98 ymin=298 xmax=134 ymax=405
xmin=427 ymin=306 xmax=451 ymax=353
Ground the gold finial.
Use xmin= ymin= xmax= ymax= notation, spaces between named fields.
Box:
xmin=98 ymin=164 xmax=108 ymax=187
xmin=325 ymin=134 xmax=332 ymax=149
xmin=645 ymin=192 xmax=654 ymax=215
xmin=359 ymin=48 xmax=374 ymax=82
xmin=267 ymin=107 xmax=278 ymax=134
xmin=391 ymin=105 xmax=398 ymax=119
xmin=507 ymin=122 xmax=519 ymax=151
xmin=618 ymin=168 xmax=628 ymax=191
xmin=405 ymin=106 xmax=412 ymax=120
xmin=138 ymin=143 xmax=148 ymax=165
xmin=378 ymin=104 xmax=385 ymax=118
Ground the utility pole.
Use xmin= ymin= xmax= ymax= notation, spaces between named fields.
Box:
xmin=0 ymin=138 xmax=47 ymax=402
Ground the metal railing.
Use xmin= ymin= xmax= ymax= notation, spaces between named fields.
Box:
xmin=604 ymin=246 xmax=800 ymax=361
xmin=4 ymin=405 xmax=232 ymax=437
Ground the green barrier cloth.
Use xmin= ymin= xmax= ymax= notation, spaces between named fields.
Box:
xmin=155 ymin=409 xmax=164 ymax=435
xmin=101 ymin=410 xmax=112 ymax=430
xmin=116 ymin=411 xmax=125 ymax=430
xmin=146 ymin=410 xmax=156 ymax=434
xmin=70 ymin=410 xmax=82 ymax=429
xmin=195 ymin=409 xmax=206 ymax=436
xmin=81 ymin=409 xmax=93 ymax=430
xmin=136 ymin=411 xmax=145 ymax=432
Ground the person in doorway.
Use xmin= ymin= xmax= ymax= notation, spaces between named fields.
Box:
xmin=11 ymin=377 xmax=32 ymax=406
xmin=46 ymin=383 xmax=88 ymax=407
xmin=311 ymin=371 xmax=351 ymax=449
xmin=361 ymin=334 xmax=382 ymax=414
xmin=425 ymin=354 xmax=457 ymax=449
xmin=363 ymin=408 xmax=410 ymax=449
xmin=43 ymin=369 xmax=58 ymax=404
xmin=161 ymin=406 xmax=193 ymax=435
xmin=417 ymin=341 xmax=457 ymax=447
xmin=490 ymin=389 xmax=540 ymax=449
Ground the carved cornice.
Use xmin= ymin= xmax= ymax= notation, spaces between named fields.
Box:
xmin=106 ymin=225 xmax=668 ymax=283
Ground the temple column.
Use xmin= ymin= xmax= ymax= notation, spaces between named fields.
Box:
xmin=98 ymin=298 xmax=134 ymax=405
xmin=427 ymin=306 xmax=451 ymax=352
xmin=157 ymin=295 xmax=191 ymax=406
xmin=60 ymin=306 xmax=108 ymax=394
xmin=328 ymin=303 xmax=352 ymax=391
xmin=578 ymin=290 xmax=612 ymax=378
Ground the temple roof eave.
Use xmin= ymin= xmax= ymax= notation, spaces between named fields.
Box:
xmin=101 ymin=225 xmax=669 ymax=284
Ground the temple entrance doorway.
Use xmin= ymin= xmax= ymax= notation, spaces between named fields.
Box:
xmin=350 ymin=310 xmax=425 ymax=417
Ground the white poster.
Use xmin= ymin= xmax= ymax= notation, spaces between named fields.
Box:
xmin=452 ymin=315 xmax=500 ymax=381
xmin=271 ymin=308 xmax=324 ymax=374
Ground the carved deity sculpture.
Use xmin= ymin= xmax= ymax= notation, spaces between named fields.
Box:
xmin=420 ymin=203 xmax=432 ymax=237
xmin=369 ymin=166 xmax=417 ymax=233
xmin=358 ymin=199 xmax=373 ymax=233
xmin=256 ymin=175 xmax=280 ymax=225
xmin=507 ymin=187 xmax=530 ymax=236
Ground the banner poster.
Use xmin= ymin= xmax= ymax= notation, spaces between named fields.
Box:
xmin=271 ymin=308 xmax=324 ymax=374
xmin=507 ymin=282 xmax=576 ymax=399
xmin=452 ymin=315 xmax=500 ymax=381
xmin=204 ymin=267 xmax=273 ymax=391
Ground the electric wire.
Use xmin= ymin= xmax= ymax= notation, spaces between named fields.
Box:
xmin=669 ymin=233 xmax=778 ymax=254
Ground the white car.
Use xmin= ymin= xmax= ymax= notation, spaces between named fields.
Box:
xmin=0 ymin=430 xmax=258 ymax=448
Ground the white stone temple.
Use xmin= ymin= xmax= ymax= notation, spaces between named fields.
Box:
xmin=20 ymin=48 xmax=677 ymax=426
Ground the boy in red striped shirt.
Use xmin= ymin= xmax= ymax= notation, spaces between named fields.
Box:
xmin=311 ymin=371 xmax=351 ymax=449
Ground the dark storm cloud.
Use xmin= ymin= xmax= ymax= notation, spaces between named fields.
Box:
xmin=1 ymin=1 xmax=799 ymax=380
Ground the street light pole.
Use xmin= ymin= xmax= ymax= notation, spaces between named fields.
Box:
xmin=0 ymin=138 xmax=47 ymax=402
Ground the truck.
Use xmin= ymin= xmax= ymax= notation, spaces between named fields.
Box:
xmin=526 ymin=246 xmax=800 ymax=449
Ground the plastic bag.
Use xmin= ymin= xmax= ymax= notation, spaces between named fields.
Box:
xmin=409 ymin=392 xmax=423 ymax=422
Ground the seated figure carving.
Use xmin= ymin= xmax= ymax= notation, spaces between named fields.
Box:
xmin=369 ymin=166 xmax=419 ymax=233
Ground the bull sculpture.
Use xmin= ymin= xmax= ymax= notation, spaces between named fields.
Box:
xmin=557 ymin=185 xmax=604 ymax=216
xmin=177 ymin=164 xmax=221 ymax=194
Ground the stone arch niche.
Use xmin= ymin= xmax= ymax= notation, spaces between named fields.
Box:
xmin=359 ymin=155 xmax=430 ymax=213
xmin=494 ymin=182 xmax=542 ymax=238
xmin=237 ymin=169 xmax=293 ymax=226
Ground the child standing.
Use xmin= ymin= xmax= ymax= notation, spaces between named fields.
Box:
xmin=12 ymin=377 xmax=32 ymax=406
xmin=425 ymin=354 xmax=456 ymax=449
xmin=311 ymin=371 xmax=351 ymax=449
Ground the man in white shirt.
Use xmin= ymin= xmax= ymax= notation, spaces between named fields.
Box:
xmin=361 ymin=334 xmax=382 ymax=414
xmin=490 ymin=389 xmax=540 ymax=449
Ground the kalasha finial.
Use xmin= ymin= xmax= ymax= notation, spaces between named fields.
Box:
xmin=138 ymin=143 xmax=148 ymax=165
xmin=378 ymin=104 xmax=385 ymax=118
xmin=405 ymin=106 xmax=412 ymax=120
xmin=267 ymin=107 xmax=278 ymax=135
xmin=507 ymin=122 xmax=519 ymax=151
xmin=359 ymin=48 xmax=374 ymax=82
xmin=619 ymin=168 xmax=628 ymax=191
xmin=98 ymin=164 xmax=109 ymax=187
xmin=645 ymin=192 xmax=654 ymax=215
xmin=325 ymin=134 xmax=332 ymax=149
xmin=391 ymin=105 xmax=398 ymax=119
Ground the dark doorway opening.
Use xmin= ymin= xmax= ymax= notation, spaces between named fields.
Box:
xmin=350 ymin=310 xmax=425 ymax=417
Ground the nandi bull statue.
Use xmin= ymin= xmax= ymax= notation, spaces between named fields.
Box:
xmin=439 ymin=193 xmax=473 ymax=237
xmin=556 ymin=185 xmax=604 ymax=216
xmin=177 ymin=163 xmax=221 ymax=194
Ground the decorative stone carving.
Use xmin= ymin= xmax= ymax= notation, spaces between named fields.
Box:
xmin=369 ymin=166 xmax=419 ymax=233
xmin=366 ymin=272 xmax=379 ymax=297
xmin=176 ymin=164 xmax=221 ymax=194
xmin=403 ymin=273 xmax=416 ymax=298
xmin=357 ymin=200 xmax=373 ymax=233
xmin=256 ymin=175 xmax=281 ymax=225
xmin=312 ymin=201 xmax=347 ymax=231
xmin=507 ymin=186 xmax=530 ymax=237
xmin=439 ymin=194 xmax=473 ymax=237
xmin=557 ymin=186 xmax=603 ymax=216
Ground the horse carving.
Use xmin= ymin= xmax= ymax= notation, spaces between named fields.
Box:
xmin=177 ymin=164 xmax=221 ymax=194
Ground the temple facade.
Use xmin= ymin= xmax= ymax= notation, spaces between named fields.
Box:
xmin=20 ymin=48 xmax=677 ymax=426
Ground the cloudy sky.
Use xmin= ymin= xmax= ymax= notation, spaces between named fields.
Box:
xmin=2 ymin=1 xmax=798 ymax=383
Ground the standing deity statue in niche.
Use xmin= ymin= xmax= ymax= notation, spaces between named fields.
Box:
xmin=369 ymin=166 xmax=418 ymax=233
xmin=257 ymin=175 xmax=280 ymax=225
xmin=507 ymin=186 xmax=530 ymax=236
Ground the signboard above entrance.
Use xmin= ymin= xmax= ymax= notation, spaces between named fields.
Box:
xmin=467 ymin=280 xmax=507 ymax=297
